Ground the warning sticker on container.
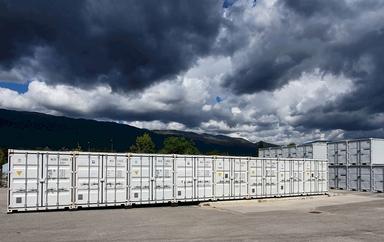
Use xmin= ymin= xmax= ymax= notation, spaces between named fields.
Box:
xmin=15 ymin=170 xmax=23 ymax=176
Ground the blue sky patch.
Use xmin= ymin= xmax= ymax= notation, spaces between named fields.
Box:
xmin=0 ymin=81 xmax=29 ymax=94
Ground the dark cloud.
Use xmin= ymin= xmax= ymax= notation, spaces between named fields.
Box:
xmin=1 ymin=0 xmax=384 ymax=142
xmin=282 ymin=0 xmax=352 ymax=17
xmin=0 ymin=0 xmax=223 ymax=91
xmin=219 ymin=0 xmax=384 ymax=134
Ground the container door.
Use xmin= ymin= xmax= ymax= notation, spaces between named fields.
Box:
xmin=259 ymin=149 xmax=265 ymax=157
xmin=373 ymin=167 xmax=384 ymax=192
xmin=248 ymin=159 xmax=256 ymax=197
xmin=347 ymin=167 xmax=359 ymax=191
xmin=329 ymin=167 xmax=337 ymax=188
xmin=348 ymin=141 xmax=359 ymax=165
xmin=360 ymin=167 xmax=371 ymax=191
xmin=318 ymin=161 xmax=328 ymax=193
xmin=75 ymin=154 xmax=102 ymax=206
xmin=304 ymin=160 xmax=319 ymax=193
xmin=263 ymin=159 xmax=278 ymax=196
xmin=278 ymin=159 xmax=290 ymax=196
xmin=305 ymin=146 xmax=314 ymax=159
xmin=337 ymin=143 xmax=348 ymax=165
xmin=311 ymin=160 xmax=319 ymax=193
xmin=195 ymin=156 xmax=213 ymax=199
xmin=277 ymin=159 xmax=292 ymax=196
xmin=175 ymin=156 xmax=193 ymax=201
xmin=232 ymin=158 xmax=248 ymax=197
xmin=282 ymin=147 xmax=289 ymax=158
xmin=277 ymin=149 xmax=283 ymax=158
xmin=359 ymin=140 xmax=371 ymax=165
xmin=214 ymin=157 xmax=231 ymax=198
xmin=303 ymin=160 xmax=315 ymax=193
xmin=8 ymin=152 xmax=40 ymax=210
xmin=270 ymin=149 xmax=277 ymax=158
xmin=337 ymin=167 xmax=348 ymax=190
xmin=327 ymin=144 xmax=336 ymax=165
xmin=248 ymin=159 xmax=262 ymax=197
xmin=153 ymin=156 xmax=174 ymax=202
xmin=292 ymin=159 xmax=304 ymax=194
xmin=296 ymin=146 xmax=304 ymax=158
xmin=303 ymin=161 xmax=310 ymax=193
xmin=41 ymin=153 xmax=72 ymax=208
xmin=102 ymin=155 xmax=127 ymax=205
xmin=130 ymin=155 xmax=151 ymax=204
xmin=289 ymin=147 xmax=297 ymax=158
xmin=264 ymin=149 xmax=270 ymax=158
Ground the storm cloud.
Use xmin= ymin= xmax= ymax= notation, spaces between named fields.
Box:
xmin=1 ymin=0 xmax=384 ymax=144
xmin=0 ymin=0 xmax=223 ymax=91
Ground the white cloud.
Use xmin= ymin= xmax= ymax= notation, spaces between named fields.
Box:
xmin=128 ymin=121 xmax=186 ymax=131
xmin=0 ymin=67 xmax=355 ymax=145
xmin=231 ymin=107 xmax=241 ymax=115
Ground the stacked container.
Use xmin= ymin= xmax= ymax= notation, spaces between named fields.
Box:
xmin=7 ymin=150 xmax=328 ymax=213
xmin=258 ymin=141 xmax=327 ymax=160
xmin=327 ymin=138 xmax=384 ymax=192
xmin=259 ymin=138 xmax=384 ymax=193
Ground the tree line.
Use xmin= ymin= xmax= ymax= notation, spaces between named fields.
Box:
xmin=129 ymin=133 xmax=200 ymax=154
xmin=0 ymin=133 xmax=227 ymax=168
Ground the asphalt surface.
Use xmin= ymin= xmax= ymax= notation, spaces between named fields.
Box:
xmin=1 ymin=189 xmax=384 ymax=241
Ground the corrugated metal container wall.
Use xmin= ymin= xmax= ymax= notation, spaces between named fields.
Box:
xmin=327 ymin=142 xmax=348 ymax=165
xmin=337 ymin=142 xmax=348 ymax=165
xmin=337 ymin=166 xmax=348 ymax=190
xmin=7 ymin=150 xmax=328 ymax=213
xmin=373 ymin=166 xmax=384 ymax=192
xmin=360 ymin=167 xmax=372 ymax=191
xmin=347 ymin=166 xmax=359 ymax=191
xmin=329 ymin=167 xmax=337 ymax=189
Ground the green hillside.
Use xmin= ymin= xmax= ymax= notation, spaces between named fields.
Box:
xmin=0 ymin=109 xmax=276 ymax=155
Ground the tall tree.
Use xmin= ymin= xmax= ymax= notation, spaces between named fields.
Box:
xmin=0 ymin=148 xmax=5 ymax=187
xmin=160 ymin=137 xmax=199 ymax=155
xmin=0 ymin=149 xmax=5 ymax=165
xmin=129 ymin=133 xmax=156 ymax=153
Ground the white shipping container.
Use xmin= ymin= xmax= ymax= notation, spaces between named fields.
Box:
xmin=328 ymin=138 xmax=384 ymax=166
xmin=327 ymin=141 xmax=348 ymax=165
xmin=349 ymin=139 xmax=384 ymax=165
xmin=373 ymin=166 xmax=384 ymax=192
xmin=8 ymin=151 xmax=73 ymax=211
xmin=7 ymin=150 xmax=328 ymax=213
xmin=331 ymin=165 xmax=384 ymax=192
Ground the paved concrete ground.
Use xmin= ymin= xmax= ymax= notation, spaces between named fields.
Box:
xmin=1 ymin=189 xmax=384 ymax=241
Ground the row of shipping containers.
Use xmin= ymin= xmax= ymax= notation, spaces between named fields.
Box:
xmin=7 ymin=150 xmax=328 ymax=213
xmin=259 ymin=138 xmax=384 ymax=166
xmin=327 ymin=139 xmax=384 ymax=166
xmin=258 ymin=142 xmax=327 ymax=160
xmin=329 ymin=165 xmax=384 ymax=192
xmin=259 ymin=138 xmax=384 ymax=193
